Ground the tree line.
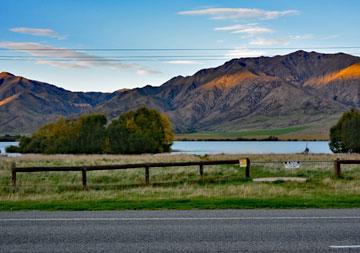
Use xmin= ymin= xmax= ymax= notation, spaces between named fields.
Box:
xmin=7 ymin=107 xmax=360 ymax=154
xmin=7 ymin=107 xmax=174 ymax=154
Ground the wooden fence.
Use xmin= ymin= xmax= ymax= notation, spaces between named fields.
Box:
xmin=11 ymin=158 xmax=250 ymax=190
xmin=334 ymin=159 xmax=360 ymax=177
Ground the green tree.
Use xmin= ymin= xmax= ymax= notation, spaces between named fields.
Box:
xmin=17 ymin=114 xmax=107 ymax=154
xmin=14 ymin=108 xmax=173 ymax=154
xmin=341 ymin=117 xmax=360 ymax=153
xmin=107 ymin=107 xmax=174 ymax=154
xmin=77 ymin=114 xmax=107 ymax=153
xmin=329 ymin=109 xmax=360 ymax=153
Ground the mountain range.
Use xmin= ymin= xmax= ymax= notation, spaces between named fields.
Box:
xmin=1 ymin=50 xmax=360 ymax=139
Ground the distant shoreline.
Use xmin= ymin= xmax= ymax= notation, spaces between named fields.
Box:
xmin=174 ymin=137 xmax=329 ymax=142
xmin=0 ymin=135 xmax=20 ymax=142
xmin=0 ymin=138 xmax=330 ymax=142
xmin=173 ymin=128 xmax=329 ymax=142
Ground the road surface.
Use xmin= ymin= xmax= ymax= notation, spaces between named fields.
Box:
xmin=1 ymin=209 xmax=360 ymax=252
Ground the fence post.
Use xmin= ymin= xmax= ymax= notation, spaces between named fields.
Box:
xmin=145 ymin=166 xmax=150 ymax=185
xmin=82 ymin=167 xmax=87 ymax=190
xmin=11 ymin=162 xmax=16 ymax=192
xmin=199 ymin=164 xmax=204 ymax=179
xmin=245 ymin=158 xmax=250 ymax=178
xmin=334 ymin=159 xmax=341 ymax=178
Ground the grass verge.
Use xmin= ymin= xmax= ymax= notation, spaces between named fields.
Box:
xmin=1 ymin=153 xmax=360 ymax=211
xmin=2 ymin=196 xmax=360 ymax=211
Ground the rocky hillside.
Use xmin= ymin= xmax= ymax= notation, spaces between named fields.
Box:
xmin=95 ymin=51 xmax=360 ymax=137
xmin=1 ymin=51 xmax=360 ymax=137
xmin=0 ymin=72 xmax=114 ymax=134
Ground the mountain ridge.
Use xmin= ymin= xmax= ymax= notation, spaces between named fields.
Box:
xmin=0 ymin=72 xmax=115 ymax=134
xmin=1 ymin=50 xmax=360 ymax=137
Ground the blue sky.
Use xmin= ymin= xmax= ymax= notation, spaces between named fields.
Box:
xmin=1 ymin=0 xmax=359 ymax=92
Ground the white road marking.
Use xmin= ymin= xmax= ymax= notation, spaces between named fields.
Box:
xmin=0 ymin=216 xmax=360 ymax=221
xmin=329 ymin=245 xmax=360 ymax=249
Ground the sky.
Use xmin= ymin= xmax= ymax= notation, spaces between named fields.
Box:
xmin=1 ymin=0 xmax=360 ymax=92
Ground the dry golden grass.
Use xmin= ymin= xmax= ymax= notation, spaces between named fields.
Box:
xmin=306 ymin=63 xmax=360 ymax=86
xmin=1 ymin=153 xmax=360 ymax=204
xmin=2 ymin=152 xmax=360 ymax=169
xmin=0 ymin=93 xmax=20 ymax=107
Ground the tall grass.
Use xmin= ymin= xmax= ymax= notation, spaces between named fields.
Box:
xmin=1 ymin=153 xmax=360 ymax=207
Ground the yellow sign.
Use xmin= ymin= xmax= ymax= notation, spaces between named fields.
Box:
xmin=239 ymin=159 xmax=247 ymax=167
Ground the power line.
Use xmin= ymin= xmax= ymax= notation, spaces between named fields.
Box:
xmin=1 ymin=56 xmax=360 ymax=62
xmin=0 ymin=58 xmax=230 ymax=62
xmin=0 ymin=55 xmax=227 ymax=58
xmin=0 ymin=46 xmax=360 ymax=51
xmin=1 ymin=52 xmax=360 ymax=59
xmin=0 ymin=47 xmax=359 ymax=62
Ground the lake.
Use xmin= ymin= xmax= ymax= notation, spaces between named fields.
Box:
xmin=172 ymin=141 xmax=332 ymax=154
xmin=0 ymin=141 xmax=331 ymax=155
xmin=0 ymin=142 xmax=19 ymax=157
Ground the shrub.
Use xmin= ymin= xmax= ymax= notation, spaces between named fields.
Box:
xmin=107 ymin=107 xmax=173 ymax=154
xmin=329 ymin=109 xmax=360 ymax=153
xmin=18 ymin=114 xmax=107 ymax=154
xmin=5 ymin=145 xmax=20 ymax=153
xmin=16 ymin=108 xmax=174 ymax=154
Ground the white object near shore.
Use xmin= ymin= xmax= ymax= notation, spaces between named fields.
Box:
xmin=284 ymin=161 xmax=301 ymax=169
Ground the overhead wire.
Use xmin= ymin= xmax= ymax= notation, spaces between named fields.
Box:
xmin=0 ymin=46 xmax=358 ymax=62
xmin=0 ymin=46 xmax=360 ymax=51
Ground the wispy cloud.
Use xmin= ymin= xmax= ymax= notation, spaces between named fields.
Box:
xmin=249 ymin=37 xmax=289 ymax=46
xmin=178 ymin=7 xmax=299 ymax=20
xmin=214 ymin=24 xmax=273 ymax=36
xmin=136 ymin=68 xmax=161 ymax=75
xmin=248 ymin=33 xmax=317 ymax=47
xmin=287 ymin=33 xmax=339 ymax=42
xmin=289 ymin=34 xmax=315 ymax=40
xmin=165 ymin=60 xmax=203 ymax=65
xmin=320 ymin=34 xmax=339 ymax=40
xmin=225 ymin=47 xmax=264 ymax=58
xmin=10 ymin=27 xmax=65 ymax=40
xmin=0 ymin=41 xmax=159 ymax=75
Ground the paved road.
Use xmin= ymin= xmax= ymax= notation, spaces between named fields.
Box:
xmin=1 ymin=209 xmax=360 ymax=252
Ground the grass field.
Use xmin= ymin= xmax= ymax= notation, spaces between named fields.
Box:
xmin=1 ymin=153 xmax=360 ymax=210
xmin=174 ymin=126 xmax=322 ymax=140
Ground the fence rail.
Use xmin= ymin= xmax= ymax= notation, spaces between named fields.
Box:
xmin=334 ymin=159 xmax=360 ymax=177
xmin=11 ymin=159 xmax=250 ymax=191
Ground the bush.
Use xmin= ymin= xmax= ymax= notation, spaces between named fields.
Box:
xmin=106 ymin=107 xmax=173 ymax=154
xmin=18 ymin=114 xmax=107 ymax=154
xmin=5 ymin=145 xmax=20 ymax=153
xmin=329 ymin=109 xmax=360 ymax=153
xmin=16 ymin=108 xmax=174 ymax=154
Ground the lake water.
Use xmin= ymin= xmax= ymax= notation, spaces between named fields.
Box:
xmin=172 ymin=141 xmax=332 ymax=154
xmin=0 ymin=142 xmax=19 ymax=157
xmin=0 ymin=141 xmax=332 ymax=155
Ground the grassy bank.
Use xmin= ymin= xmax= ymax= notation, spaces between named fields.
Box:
xmin=174 ymin=126 xmax=329 ymax=141
xmin=1 ymin=153 xmax=360 ymax=210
